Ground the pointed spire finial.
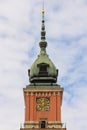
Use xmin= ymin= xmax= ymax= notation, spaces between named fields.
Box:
xmin=42 ymin=0 xmax=45 ymax=14
xmin=39 ymin=0 xmax=47 ymax=53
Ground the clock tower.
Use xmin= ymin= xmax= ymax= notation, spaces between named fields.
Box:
xmin=20 ymin=6 xmax=66 ymax=130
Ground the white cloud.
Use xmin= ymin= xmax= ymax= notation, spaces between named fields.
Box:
xmin=0 ymin=0 xmax=87 ymax=130
xmin=62 ymin=85 xmax=87 ymax=130
xmin=46 ymin=0 xmax=87 ymax=39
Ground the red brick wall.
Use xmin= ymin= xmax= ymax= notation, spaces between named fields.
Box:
xmin=24 ymin=91 xmax=62 ymax=122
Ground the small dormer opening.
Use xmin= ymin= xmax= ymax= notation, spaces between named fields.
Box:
xmin=37 ymin=63 xmax=49 ymax=76
xmin=40 ymin=65 xmax=47 ymax=72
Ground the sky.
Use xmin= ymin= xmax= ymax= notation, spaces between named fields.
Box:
xmin=0 ymin=0 xmax=87 ymax=130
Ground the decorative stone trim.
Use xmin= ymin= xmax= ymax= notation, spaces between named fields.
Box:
xmin=24 ymin=121 xmax=63 ymax=129
xmin=25 ymin=91 xmax=62 ymax=97
xmin=24 ymin=121 xmax=39 ymax=128
xmin=47 ymin=121 xmax=62 ymax=128
xmin=23 ymin=87 xmax=63 ymax=93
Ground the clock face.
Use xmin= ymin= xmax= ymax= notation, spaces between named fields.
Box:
xmin=36 ymin=98 xmax=50 ymax=111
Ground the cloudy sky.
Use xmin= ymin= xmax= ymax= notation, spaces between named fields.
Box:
xmin=0 ymin=0 xmax=87 ymax=130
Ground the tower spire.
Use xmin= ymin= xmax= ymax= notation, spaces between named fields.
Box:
xmin=39 ymin=0 xmax=47 ymax=53
xmin=42 ymin=0 xmax=44 ymax=13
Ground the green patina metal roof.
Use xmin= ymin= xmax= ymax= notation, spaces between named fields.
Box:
xmin=26 ymin=83 xmax=60 ymax=88
xmin=28 ymin=9 xmax=58 ymax=83
xmin=30 ymin=52 xmax=57 ymax=78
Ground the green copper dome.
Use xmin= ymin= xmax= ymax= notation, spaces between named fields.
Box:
xmin=28 ymin=50 xmax=58 ymax=83
xmin=28 ymin=9 xmax=58 ymax=83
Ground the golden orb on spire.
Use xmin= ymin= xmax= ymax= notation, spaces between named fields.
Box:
xmin=42 ymin=9 xmax=45 ymax=14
